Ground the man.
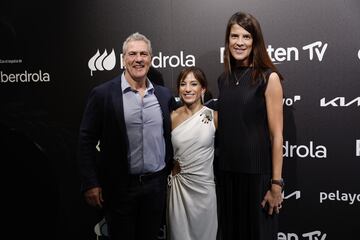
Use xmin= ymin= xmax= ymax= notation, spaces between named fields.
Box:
xmin=77 ymin=32 xmax=174 ymax=240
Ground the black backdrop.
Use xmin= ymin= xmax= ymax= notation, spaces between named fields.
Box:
xmin=1 ymin=0 xmax=359 ymax=239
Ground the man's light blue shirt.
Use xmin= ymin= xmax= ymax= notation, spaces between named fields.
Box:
xmin=121 ymin=73 xmax=166 ymax=174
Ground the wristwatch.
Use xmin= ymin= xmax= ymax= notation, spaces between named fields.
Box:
xmin=271 ymin=179 xmax=285 ymax=189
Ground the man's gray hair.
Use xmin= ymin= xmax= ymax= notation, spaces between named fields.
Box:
xmin=122 ymin=32 xmax=152 ymax=56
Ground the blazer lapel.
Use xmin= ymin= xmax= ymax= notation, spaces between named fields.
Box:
xmin=111 ymin=76 xmax=126 ymax=130
xmin=154 ymin=85 xmax=171 ymax=133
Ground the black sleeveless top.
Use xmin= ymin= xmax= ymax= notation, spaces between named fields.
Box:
xmin=217 ymin=67 xmax=272 ymax=174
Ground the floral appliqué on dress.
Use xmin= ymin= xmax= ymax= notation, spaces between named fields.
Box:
xmin=200 ymin=109 xmax=212 ymax=124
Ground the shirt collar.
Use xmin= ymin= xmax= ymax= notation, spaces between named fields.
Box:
xmin=121 ymin=72 xmax=155 ymax=94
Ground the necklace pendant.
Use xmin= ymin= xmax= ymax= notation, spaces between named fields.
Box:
xmin=234 ymin=67 xmax=250 ymax=86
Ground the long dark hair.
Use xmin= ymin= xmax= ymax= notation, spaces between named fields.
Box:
xmin=223 ymin=12 xmax=283 ymax=82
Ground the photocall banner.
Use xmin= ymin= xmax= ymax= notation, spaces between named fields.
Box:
xmin=0 ymin=0 xmax=359 ymax=239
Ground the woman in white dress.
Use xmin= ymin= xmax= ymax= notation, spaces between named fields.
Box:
xmin=167 ymin=66 xmax=218 ymax=240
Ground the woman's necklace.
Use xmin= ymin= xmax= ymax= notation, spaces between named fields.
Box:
xmin=234 ymin=67 xmax=250 ymax=85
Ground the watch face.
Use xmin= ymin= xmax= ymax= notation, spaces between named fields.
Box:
xmin=279 ymin=180 xmax=284 ymax=187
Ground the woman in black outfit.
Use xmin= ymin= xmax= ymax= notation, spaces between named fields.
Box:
xmin=217 ymin=11 xmax=284 ymax=240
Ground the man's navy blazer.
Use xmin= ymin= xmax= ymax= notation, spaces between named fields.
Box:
xmin=77 ymin=74 xmax=174 ymax=199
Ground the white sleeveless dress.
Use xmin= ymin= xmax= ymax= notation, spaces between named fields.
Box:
xmin=167 ymin=106 xmax=218 ymax=240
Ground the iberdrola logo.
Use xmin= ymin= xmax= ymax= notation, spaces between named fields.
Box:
xmin=88 ymin=49 xmax=116 ymax=76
